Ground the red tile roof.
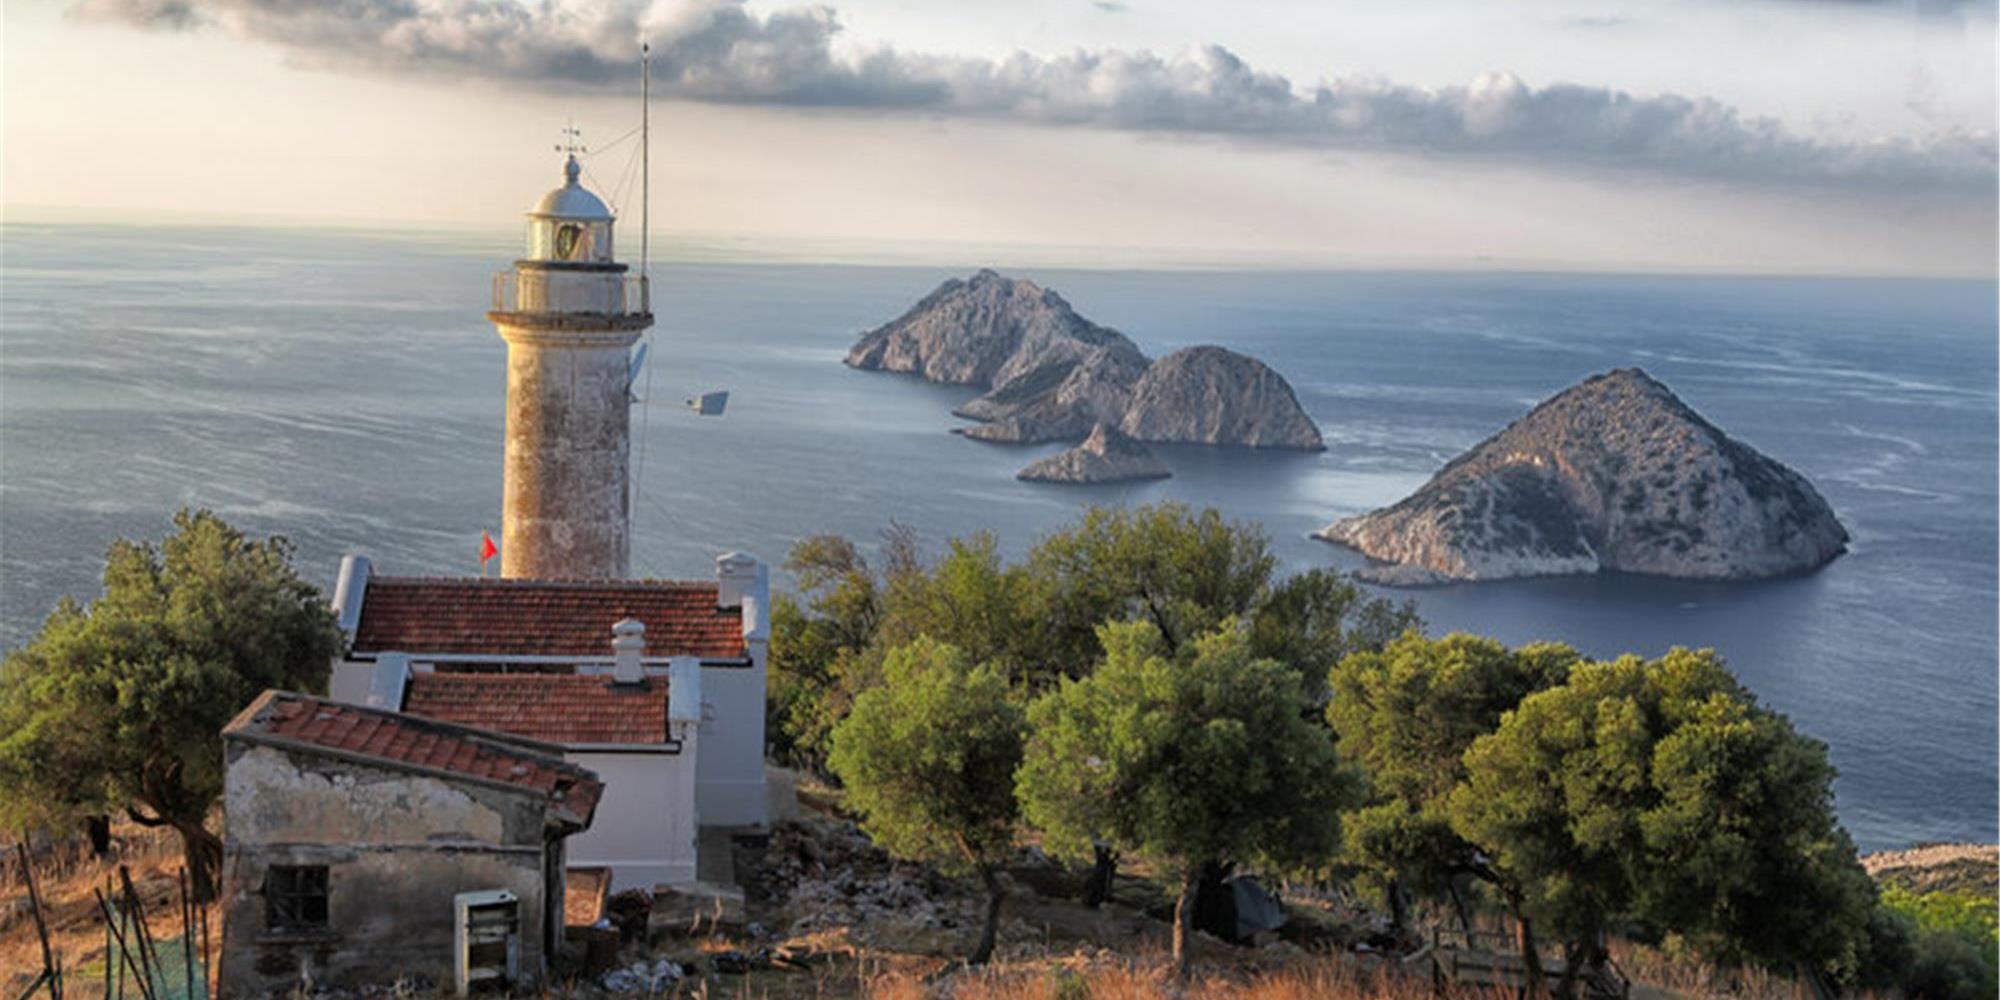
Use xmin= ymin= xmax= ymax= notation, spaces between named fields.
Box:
xmin=403 ymin=672 xmax=672 ymax=746
xmin=352 ymin=576 xmax=745 ymax=660
xmin=224 ymin=690 xmax=602 ymax=828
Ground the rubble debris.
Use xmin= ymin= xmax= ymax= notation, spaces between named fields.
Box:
xmin=600 ymin=958 xmax=683 ymax=994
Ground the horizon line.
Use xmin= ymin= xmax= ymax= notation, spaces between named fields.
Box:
xmin=4 ymin=203 xmax=1996 ymax=283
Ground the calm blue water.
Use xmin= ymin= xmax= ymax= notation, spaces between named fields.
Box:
xmin=2 ymin=223 xmax=1994 ymax=852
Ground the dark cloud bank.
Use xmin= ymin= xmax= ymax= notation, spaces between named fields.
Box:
xmin=76 ymin=0 xmax=1996 ymax=192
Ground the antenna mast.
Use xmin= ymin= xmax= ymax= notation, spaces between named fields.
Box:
xmin=641 ymin=42 xmax=650 ymax=282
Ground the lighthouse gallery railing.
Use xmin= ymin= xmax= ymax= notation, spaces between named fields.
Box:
xmin=491 ymin=271 xmax=649 ymax=317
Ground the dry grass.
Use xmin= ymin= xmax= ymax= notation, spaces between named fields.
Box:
xmin=4 ymin=808 xmax=1896 ymax=1000
xmin=865 ymin=947 xmax=1502 ymax=1000
xmin=2 ymin=822 xmax=218 ymax=1000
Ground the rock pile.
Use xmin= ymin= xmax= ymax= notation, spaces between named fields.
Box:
xmin=753 ymin=818 xmax=966 ymax=939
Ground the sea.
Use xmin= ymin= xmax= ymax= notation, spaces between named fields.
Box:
xmin=2 ymin=222 xmax=1994 ymax=853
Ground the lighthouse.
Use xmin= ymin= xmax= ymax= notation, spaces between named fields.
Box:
xmin=487 ymin=146 xmax=653 ymax=580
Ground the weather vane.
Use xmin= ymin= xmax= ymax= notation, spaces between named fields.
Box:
xmin=556 ymin=122 xmax=587 ymax=158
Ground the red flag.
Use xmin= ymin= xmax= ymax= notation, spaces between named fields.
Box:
xmin=480 ymin=531 xmax=498 ymax=564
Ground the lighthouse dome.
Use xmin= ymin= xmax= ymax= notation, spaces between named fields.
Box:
xmin=530 ymin=156 xmax=613 ymax=221
xmin=523 ymin=154 xmax=616 ymax=263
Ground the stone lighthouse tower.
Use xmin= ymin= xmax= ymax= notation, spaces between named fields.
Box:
xmin=486 ymin=151 xmax=653 ymax=580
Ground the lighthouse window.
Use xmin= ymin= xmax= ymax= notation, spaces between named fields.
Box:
xmin=555 ymin=223 xmax=585 ymax=261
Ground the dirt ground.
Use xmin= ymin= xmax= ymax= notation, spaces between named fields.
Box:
xmin=3 ymin=824 xmax=215 ymax=999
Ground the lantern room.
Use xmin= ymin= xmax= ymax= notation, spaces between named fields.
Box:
xmin=527 ymin=155 xmax=615 ymax=265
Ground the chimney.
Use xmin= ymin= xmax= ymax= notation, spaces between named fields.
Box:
xmin=667 ymin=656 xmax=702 ymax=724
xmin=611 ymin=619 xmax=646 ymax=684
xmin=364 ymin=652 xmax=410 ymax=710
xmin=716 ymin=552 xmax=759 ymax=609
xmin=331 ymin=554 xmax=371 ymax=636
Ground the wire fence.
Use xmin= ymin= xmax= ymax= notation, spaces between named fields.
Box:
xmin=12 ymin=844 xmax=212 ymax=1000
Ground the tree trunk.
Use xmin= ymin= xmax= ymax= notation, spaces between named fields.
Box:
xmin=1555 ymin=939 xmax=1583 ymax=1000
xmin=1082 ymin=844 xmax=1117 ymax=908
xmin=1514 ymin=905 xmax=1545 ymax=1000
xmin=970 ymin=867 xmax=1004 ymax=966
xmin=1191 ymin=861 xmax=1234 ymax=943
xmin=1447 ymin=876 xmax=1475 ymax=935
xmin=1795 ymin=963 xmax=1836 ymax=1000
xmin=1387 ymin=878 xmax=1415 ymax=939
xmin=174 ymin=818 xmax=223 ymax=903
xmin=86 ymin=815 xmax=112 ymax=858
xmin=1172 ymin=870 xmax=1200 ymax=980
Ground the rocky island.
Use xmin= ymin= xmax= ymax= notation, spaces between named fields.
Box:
xmin=1319 ymin=368 xmax=1848 ymax=584
xmin=1017 ymin=422 xmax=1172 ymax=484
xmin=845 ymin=270 xmax=1323 ymax=479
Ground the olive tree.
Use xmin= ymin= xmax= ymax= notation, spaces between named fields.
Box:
xmin=1017 ymin=620 xmax=1356 ymax=976
xmin=827 ymin=637 xmax=1026 ymax=965
xmin=0 ymin=510 xmax=341 ymax=899
xmin=1027 ymin=503 xmax=1274 ymax=661
xmin=1251 ymin=568 xmax=1422 ymax=699
xmin=1326 ymin=633 xmax=1577 ymax=960
xmin=1451 ymin=648 xmax=1876 ymax=995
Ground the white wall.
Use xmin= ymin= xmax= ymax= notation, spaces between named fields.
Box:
xmin=328 ymin=657 xmax=376 ymax=706
xmin=696 ymin=559 xmax=771 ymax=830
xmin=565 ymin=744 xmax=699 ymax=892
xmin=694 ymin=661 xmax=766 ymax=828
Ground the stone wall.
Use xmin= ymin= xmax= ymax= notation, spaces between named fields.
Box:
xmin=495 ymin=320 xmax=641 ymax=581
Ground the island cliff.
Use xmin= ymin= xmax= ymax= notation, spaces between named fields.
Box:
xmin=1120 ymin=347 xmax=1324 ymax=450
xmin=846 ymin=271 xmax=1323 ymax=456
xmin=1318 ymin=368 xmax=1848 ymax=584
xmin=845 ymin=269 xmax=1147 ymax=392
xmin=1017 ymin=423 xmax=1172 ymax=484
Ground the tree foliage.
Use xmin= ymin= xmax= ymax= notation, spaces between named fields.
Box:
xmin=1869 ymin=886 xmax=2000 ymax=1000
xmin=1027 ymin=503 xmax=1274 ymax=660
xmin=1326 ymin=633 xmax=1577 ymax=928
xmin=874 ymin=533 xmax=1052 ymax=686
xmin=0 ymin=510 xmax=342 ymax=899
xmin=770 ymin=504 xmax=1418 ymax=772
xmin=1017 ymin=620 xmax=1356 ymax=974
xmin=1250 ymin=568 xmax=1422 ymax=698
xmin=1450 ymin=647 xmax=1876 ymax=987
xmin=827 ymin=637 xmax=1025 ymax=964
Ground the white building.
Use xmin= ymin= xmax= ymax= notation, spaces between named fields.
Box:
xmin=322 ymin=152 xmax=769 ymax=894
xmin=325 ymin=552 xmax=770 ymax=892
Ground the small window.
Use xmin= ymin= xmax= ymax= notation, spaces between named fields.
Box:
xmin=554 ymin=223 xmax=587 ymax=261
xmin=265 ymin=865 xmax=329 ymax=931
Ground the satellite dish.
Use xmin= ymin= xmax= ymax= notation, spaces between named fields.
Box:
xmin=687 ymin=390 xmax=728 ymax=416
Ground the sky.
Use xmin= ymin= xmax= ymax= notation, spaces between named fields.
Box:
xmin=3 ymin=0 xmax=1996 ymax=275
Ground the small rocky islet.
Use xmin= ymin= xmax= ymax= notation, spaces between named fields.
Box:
xmin=843 ymin=270 xmax=1324 ymax=483
xmin=1016 ymin=422 xmax=1172 ymax=485
xmin=1319 ymin=368 xmax=1849 ymax=585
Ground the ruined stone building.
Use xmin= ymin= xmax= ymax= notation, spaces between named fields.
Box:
xmin=218 ymin=691 xmax=603 ymax=995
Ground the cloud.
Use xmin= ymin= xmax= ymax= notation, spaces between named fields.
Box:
xmin=70 ymin=0 xmax=1997 ymax=192
xmin=1561 ymin=15 xmax=1636 ymax=30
